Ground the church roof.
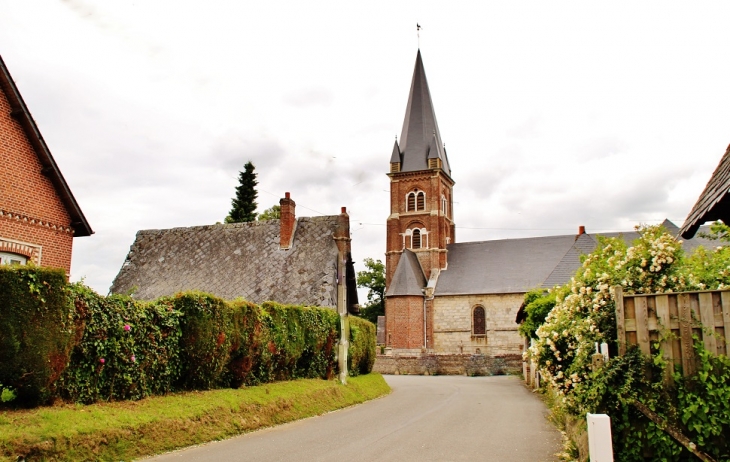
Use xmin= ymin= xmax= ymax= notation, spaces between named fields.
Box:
xmin=395 ymin=50 xmax=451 ymax=177
xmin=679 ymin=143 xmax=730 ymax=239
xmin=435 ymin=220 xmax=716 ymax=296
xmin=110 ymin=217 xmax=341 ymax=306
xmin=0 ymin=54 xmax=92 ymax=237
xmin=386 ymin=249 xmax=427 ymax=297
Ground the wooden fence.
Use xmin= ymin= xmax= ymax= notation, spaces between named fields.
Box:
xmin=614 ymin=286 xmax=730 ymax=381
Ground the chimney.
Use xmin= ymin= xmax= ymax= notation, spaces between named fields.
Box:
xmin=280 ymin=192 xmax=296 ymax=249
xmin=578 ymin=225 xmax=586 ymax=235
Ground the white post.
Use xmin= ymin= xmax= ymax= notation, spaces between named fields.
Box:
xmin=587 ymin=413 xmax=614 ymax=462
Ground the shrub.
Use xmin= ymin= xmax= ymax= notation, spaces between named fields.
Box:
xmin=0 ymin=266 xmax=75 ymax=405
xmin=59 ymin=284 xmax=182 ymax=403
xmin=348 ymin=316 xmax=376 ymax=376
xmin=171 ymin=292 xmax=232 ymax=390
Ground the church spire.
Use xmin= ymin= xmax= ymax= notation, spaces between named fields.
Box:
xmin=397 ymin=50 xmax=451 ymax=177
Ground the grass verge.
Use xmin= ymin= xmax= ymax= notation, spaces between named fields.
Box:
xmin=0 ymin=374 xmax=390 ymax=462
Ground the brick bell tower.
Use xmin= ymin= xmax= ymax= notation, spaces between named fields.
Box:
xmin=384 ymin=50 xmax=455 ymax=350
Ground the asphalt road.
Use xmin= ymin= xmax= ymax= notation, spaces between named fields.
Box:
xmin=148 ymin=375 xmax=562 ymax=462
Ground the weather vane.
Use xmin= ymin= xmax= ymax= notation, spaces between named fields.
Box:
xmin=417 ymin=23 xmax=421 ymax=48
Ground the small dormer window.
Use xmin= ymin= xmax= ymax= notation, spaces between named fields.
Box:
xmin=0 ymin=252 xmax=27 ymax=266
xmin=390 ymin=163 xmax=401 ymax=173
xmin=429 ymin=158 xmax=440 ymax=169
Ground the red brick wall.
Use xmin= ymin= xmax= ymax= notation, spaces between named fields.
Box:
xmin=385 ymin=295 xmax=425 ymax=349
xmin=0 ymin=86 xmax=74 ymax=272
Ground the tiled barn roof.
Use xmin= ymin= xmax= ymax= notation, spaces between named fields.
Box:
xmin=679 ymin=144 xmax=730 ymax=239
xmin=110 ymin=216 xmax=341 ymax=306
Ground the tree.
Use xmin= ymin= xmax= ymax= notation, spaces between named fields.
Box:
xmin=356 ymin=258 xmax=385 ymax=324
xmin=257 ymin=205 xmax=281 ymax=221
xmin=225 ymin=161 xmax=258 ymax=223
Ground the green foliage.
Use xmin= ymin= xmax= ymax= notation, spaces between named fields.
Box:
xmin=172 ymin=292 xmax=233 ymax=390
xmin=1 ymin=268 xmax=375 ymax=408
xmin=225 ymin=161 xmax=258 ymax=223
xmin=356 ymin=258 xmax=385 ymax=324
xmin=59 ymin=284 xmax=182 ymax=403
xmin=518 ymin=289 xmax=557 ymax=339
xmin=348 ymin=316 xmax=376 ymax=376
xmin=0 ymin=266 xmax=75 ymax=405
xmin=257 ymin=204 xmax=281 ymax=221
xmin=526 ymin=223 xmax=730 ymax=460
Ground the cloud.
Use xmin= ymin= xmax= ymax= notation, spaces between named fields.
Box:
xmin=283 ymin=87 xmax=334 ymax=108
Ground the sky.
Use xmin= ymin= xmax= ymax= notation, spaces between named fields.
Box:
xmin=2 ymin=1 xmax=730 ymax=296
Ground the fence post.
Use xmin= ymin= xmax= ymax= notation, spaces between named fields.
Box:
xmin=614 ymin=286 xmax=626 ymax=355
xmin=587 ymin=413 xmax=614 ymax=462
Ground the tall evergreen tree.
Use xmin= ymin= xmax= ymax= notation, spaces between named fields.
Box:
xmin=225 ymin=161 xmax=258 ymax=223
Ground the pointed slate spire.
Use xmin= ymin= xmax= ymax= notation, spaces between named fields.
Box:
xmin=398 ymin=50 xmax=451 ymax=176
xmin=385 ymin=249 xmax=427 ymax=296
xmin=390 ymin=138 xmax=401 ymax=164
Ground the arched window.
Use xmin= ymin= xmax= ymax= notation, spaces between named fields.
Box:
xmin=441 ymin=195 xmax=447 ymax=216
xmin=473 ymin=306 xmax=486 ymax=336
xmin=406 ymin=190 xmax=426 ymax=212
xmin=412 ymin=229 xmax=421 ymax=249
xmin=416 ymin=191 xmax=425 ymax=210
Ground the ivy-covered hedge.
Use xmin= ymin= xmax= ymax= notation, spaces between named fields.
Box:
xmin=348 ymin=316 xmax=376 ymax=376
xmin=0 ymin=267 xmax=75 ymax=405
xmin=0 ymin=267 xmax=375 ymax=407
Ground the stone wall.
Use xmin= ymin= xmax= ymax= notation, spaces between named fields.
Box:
xmin=373 ymin=352 xmax=522 ymax=376
xmin=432 ymin=293 xmax=524 ymax=356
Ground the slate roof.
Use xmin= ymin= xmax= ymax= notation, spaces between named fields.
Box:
xmin=110 ymin=217 xmax=341 ymax=306
xmin=679 ymin=144 xmax=730 ymax=239
xmin=386 ymin=249 xmax=427 ymax=297
xmin=394 ymin=50 xmax=451 ymax=177
xmin=435 ymin=220 xmax=716 ymax=296
xmin=0 ymin=54 xmax=92 ymax=237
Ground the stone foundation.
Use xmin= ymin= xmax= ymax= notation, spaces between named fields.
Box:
xmin=373 ymin=352 xmax=522 ymax=376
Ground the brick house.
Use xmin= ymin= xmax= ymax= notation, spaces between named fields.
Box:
xmin=384 ymin=51 xmax=713 ymax=359
xmin=0 ymin=55 xmax=92 ymax=272
xmin=111 ymin=193 xmax=359 ymax=311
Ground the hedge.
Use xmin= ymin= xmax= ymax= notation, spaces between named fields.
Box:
xmin=0 ymin=267 xmax=376 ymax=407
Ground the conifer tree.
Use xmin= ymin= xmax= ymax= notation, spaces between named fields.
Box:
xmin=225 ymin=161 xmax=258 ymax=223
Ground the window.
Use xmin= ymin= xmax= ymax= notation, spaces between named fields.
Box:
xmin=407 ymin=193 xmax=416 ymax=212
xmin=406 ymin=190 xmax=426 ymax=212
xmin=0 ymin=252 xmax=27 ymax=266
xmin=473 ymin=306 xmax=486 ymax=336
xmin=412 ymin=229 xmax=421 ymax=249
xmin=441 ymin=195 xmax=447 ymax=217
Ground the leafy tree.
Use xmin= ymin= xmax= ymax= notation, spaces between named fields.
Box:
xmin=518 ymin=289 xmax=557 ymax=339
xmin=356 ymin=258 xmax=385 ymax=324
xmin=257 ymin=205 xmax=281 ymax=221
xmin=225 ymin=161 xmax=258 ymax=223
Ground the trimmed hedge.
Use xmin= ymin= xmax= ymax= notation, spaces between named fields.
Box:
xmin=0 ymin=267 xmax=75 ymax=405
xmin=0 ymin=267 xmax=376 ymax=406
xmin=348 ymin=316 xmax=376 ymax=376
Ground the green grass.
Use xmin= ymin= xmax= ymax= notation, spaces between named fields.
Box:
xmin=0 ymin=374 xmax=390 ymax=462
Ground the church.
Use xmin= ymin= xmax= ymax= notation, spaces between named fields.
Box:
xmin=383 ymin=51 xmax=713 ymax=360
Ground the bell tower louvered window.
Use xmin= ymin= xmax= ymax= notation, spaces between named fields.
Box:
xmin=416 ymin=191 xmax=425 ymax=210
xmin=473 ymin=306 xmax=486 ymax=336
xmin=412 ymin=229 xmax=421 ymax=249
xmin=407 ymin=193 xmax=416 ymax=212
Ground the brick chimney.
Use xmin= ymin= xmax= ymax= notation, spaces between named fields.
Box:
xmin=578 ymin=225 xmax=586 ymax=235
xmin=280 ymin=192 xmax=296 ymax=249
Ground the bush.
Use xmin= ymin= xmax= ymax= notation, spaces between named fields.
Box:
xmin=0 ymin=266 xmax=75 ymax=405
xmin=59 ymin=285 xmax=182 ymax=403
xmin=348 ymin=316 xmax=376 ymax=376
xmin=171 ymin=292 xmax=232 ymax=390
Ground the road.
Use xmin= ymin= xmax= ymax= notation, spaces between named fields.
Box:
xmin=149 ymin=375 xmax=562 ymax=462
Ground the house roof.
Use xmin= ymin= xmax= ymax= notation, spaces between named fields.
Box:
xmin=386 ymin=249 xmax=427 ymax=297
xmin=435 ymin=220 xmax=716 ymax=296
xmin=0 ymin=55 xmax=92 ymax=237
xmin=110 ymin=216 xmax=341 ymax=305
xmin=395 ymin=50 xmax=451 ymax=177
xmin=679 ymin=143 xmax=730 ymax=239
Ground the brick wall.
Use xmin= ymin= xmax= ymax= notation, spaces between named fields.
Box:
xmin=0 ymin=85 xmax=74 ymax=272
xmin=432 ymin=293 xmax=524 ymax=356
xmin=385 ymin=295 xmax=425 ymax=349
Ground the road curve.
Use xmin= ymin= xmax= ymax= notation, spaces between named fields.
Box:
xmin=148 ymin=375 xmax=562 ymax=462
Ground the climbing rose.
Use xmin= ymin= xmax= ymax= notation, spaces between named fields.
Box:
xmin=130 ymin=355 xmax=136 ymax=362
xmin=123 ymin=324 xmax=131 ymax=331
xmin=99 ymin=358 xmax=105 ymax=364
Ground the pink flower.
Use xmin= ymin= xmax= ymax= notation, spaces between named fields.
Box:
xmin=99 ymin=358 xmax=105 ymax=364
xmin=130 ymin=355 xmax=136 ymax=363
xmin=124 ymin=324 xmax=131 ymax=332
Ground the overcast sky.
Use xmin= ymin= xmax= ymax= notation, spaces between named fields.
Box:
xmin=2 ymin=1 xmax=730 ymax=295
